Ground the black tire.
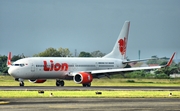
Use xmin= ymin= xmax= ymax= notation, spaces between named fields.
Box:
xmin=56 ymin=81 xmax=60 ymax=86
xmin=82 ymin=84 xmax=86 ymax=87
xmin=56 ymin=80 xmax=64 ymax=87
xmin=82 ymin=83 xmax=91 ymax=87
xmin=19 ymin=81 xmax=24 ymax=87
xmin=87 ymin=83 xmax=91 ymax=87
xmin=60 ymin=81 xmax=64 ymax=86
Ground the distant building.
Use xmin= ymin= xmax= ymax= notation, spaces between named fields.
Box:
xmin=170 ymin=74 xmax=180 ymax=78
xmin=148 ymin=64 xmax=159 ymax=67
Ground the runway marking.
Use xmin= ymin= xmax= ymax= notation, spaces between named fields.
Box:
xmin=0 ymin=101 xmax=10 ymax=104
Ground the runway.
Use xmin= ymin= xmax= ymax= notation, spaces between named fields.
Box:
xmin=1 ymin=86 xmax=180 ymax=111
xmin=1 ymin=98 xmax=180 ymax=111
xmin=0 ymin=86 xmax=180 ymax=91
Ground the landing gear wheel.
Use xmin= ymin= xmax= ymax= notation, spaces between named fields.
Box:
xmin=56 ymin=80 xmax=64 ymax=87
xmin=82 ymin=83 xmax=91 ymax=87
xmin=19 ymin=81 xmax=24 ymax=86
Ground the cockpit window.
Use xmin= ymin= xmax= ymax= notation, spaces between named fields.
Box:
xmin=20 ymin=64 xmax=25 ymax=67
xmin=15 ymin=64 xmax=19 ymax=66
xmin=12 ymin=64 xmax=25 ymax=67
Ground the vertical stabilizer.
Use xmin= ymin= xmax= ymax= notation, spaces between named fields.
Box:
xmin=103 ymin=21 xmax=130 ymax=59
xmin=7 ymin=52 xmax=12 ymax=67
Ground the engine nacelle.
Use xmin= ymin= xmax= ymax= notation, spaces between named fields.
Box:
xmin=73 ymin=72 xmax=93 ymax=84
xmin=29 ymin=79 xmax=46 ymax=83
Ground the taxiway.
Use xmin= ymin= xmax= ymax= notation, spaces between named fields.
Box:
xmin=1 ymin=98 xmax=180 ymax=111
xmin=0 ymin=86 xmax=180 ymax=91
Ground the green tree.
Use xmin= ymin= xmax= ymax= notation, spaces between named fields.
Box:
xmin=41 ymin=47 xmax=59 ymax=57
xmin=33 ymin=47 xmax=72 ymax=57
xmin=0 ymin=54 xmax=25 ymax=74
xmin=79 ymin=51 xmax=92 ymax=57
xmin=0 ymin=55 xmax=8 ymax=73
xmin=57 ymin=47 xmax=72 ymax=57
xmin=154 ymin=73 xmax=169 ymax=79
xmin=2 ymin=67 xmax=8 ymax=73
xmin=91 ymin=50 xmax=106 ymax=57
xmin=11 ymin=55 xmax=22 ymax=61
xmin=146 ymin=55 xmax=175 ymax=66
xmin=177 ymin=62 xmax=180 ymax=73
xmin=155 ymin=66 xmax=178 ymax=77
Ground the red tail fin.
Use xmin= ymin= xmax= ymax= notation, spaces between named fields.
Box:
xmin=7 ymin=52 xmax=12 ymax=67
xmin=103 ymin=21 xmax=130 ymax=59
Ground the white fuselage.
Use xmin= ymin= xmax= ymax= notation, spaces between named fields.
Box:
xmin=8 ymin=57 xmax=125 ymax=80
xmin=7 ymin=21 xmax=130 ymax=85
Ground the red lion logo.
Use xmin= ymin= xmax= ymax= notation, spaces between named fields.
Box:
xmin=118 ymin=37 xmax=127 ymax=55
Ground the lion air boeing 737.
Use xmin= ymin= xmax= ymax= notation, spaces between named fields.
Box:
xmin=7 ymin=21 xmax=175 ymax=87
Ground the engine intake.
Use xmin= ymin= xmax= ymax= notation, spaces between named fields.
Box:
xmin=74 ymin=72 xmax=93 ymax=84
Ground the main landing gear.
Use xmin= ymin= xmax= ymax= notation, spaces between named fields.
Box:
xmin=56 ymin=80 xmax=65 ymax=87
xmin=82 ymin=83 xmax=91 ymax=87
xmin=55 ymin=80 xmax=91 ymax=87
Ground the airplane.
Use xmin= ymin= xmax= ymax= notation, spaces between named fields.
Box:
xmin=7 ymin=21 xmax=175 ymax=87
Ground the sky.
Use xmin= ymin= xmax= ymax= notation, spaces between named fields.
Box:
xmin=0 ymin=0 xmax=180 ymax=60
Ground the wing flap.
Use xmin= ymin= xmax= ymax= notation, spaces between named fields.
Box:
xmin=91 ymin=66 xmax=162 ymax=74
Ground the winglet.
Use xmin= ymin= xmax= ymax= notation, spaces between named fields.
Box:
xmin=165 ymin=52 xmax=176 ymax=67
xmin=6 ymin=52 xmax=12 ymax=67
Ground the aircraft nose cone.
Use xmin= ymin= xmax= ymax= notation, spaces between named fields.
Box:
xmin=8 ymin=67 xmax=13 ymax=75
xmin=8 ymin=67 xmax=17 ymax=77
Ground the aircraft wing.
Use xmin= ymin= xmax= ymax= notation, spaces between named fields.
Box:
xmin=91 ymin=66 xmax=161 ymax=74
xmin=70 ymin=53 xmax=175 ymax=78
xmin=91 ymin=52 xmax=175 ymax=76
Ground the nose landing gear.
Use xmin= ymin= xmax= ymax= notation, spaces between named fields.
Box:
xmin=15 ymin=78 xmax=24 ymax=86
xmin=19 ymin=81 xmax=24 ymax=86
xmin=56 ymin=80 xmax=64 ymax=86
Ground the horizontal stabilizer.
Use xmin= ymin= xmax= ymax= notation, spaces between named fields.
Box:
xmin=122 ymin=58 xmax=156 ymax=64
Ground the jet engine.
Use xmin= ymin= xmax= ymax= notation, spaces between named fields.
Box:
xmin=73 ymin=72 xmax=93 ymax=84
xmin=29 ymin=79 xmax=47 ymax=83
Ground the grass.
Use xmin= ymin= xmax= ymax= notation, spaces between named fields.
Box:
xmin=1 ymin=76 xmax=180 ymax=86
xmin=0 ymin=91 xmax=179 ymax=98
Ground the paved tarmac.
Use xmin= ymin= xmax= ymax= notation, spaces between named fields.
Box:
xmin=0 ymin=86 xmax=180 ymax=111
xmin=0 ymin=98 xmax=180 ymax=111
xmin=0 ymin=86 xmax=180 ymax=91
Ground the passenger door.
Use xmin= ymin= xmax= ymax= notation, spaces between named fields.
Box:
xmin=31 ymin=63 xmax=35 ymax=72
